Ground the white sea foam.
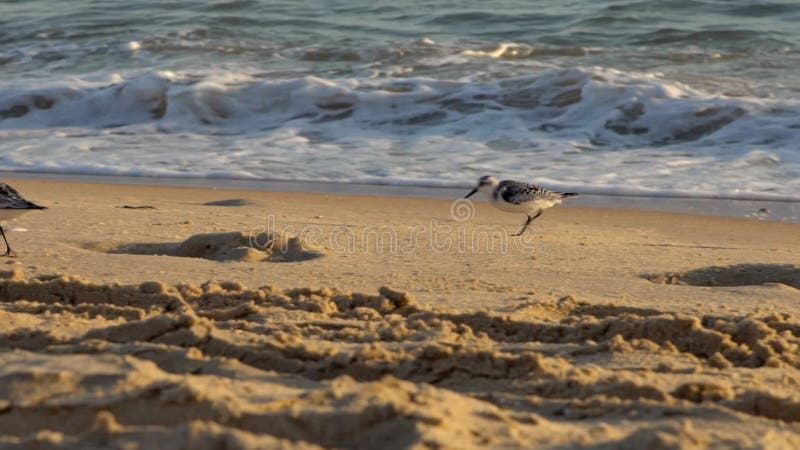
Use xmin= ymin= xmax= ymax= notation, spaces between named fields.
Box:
xmin=124 ymin=41 xmax=142 ymax=52
xmin=1 ymin=66 xmax=799 ymax=200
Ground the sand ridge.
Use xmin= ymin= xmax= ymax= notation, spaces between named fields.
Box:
xmin=2 ymin=270 xmax=800 ymax=448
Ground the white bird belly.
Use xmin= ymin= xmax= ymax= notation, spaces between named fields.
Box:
xmin=490 ymin=197 xmax=559 ymax=213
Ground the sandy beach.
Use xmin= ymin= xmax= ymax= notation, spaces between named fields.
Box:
xmin=1 ymin=177 xmax=800 ymax=449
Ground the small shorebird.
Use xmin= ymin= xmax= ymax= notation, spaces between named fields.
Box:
xmin=0 ymin=182 xmax=46 ymax=256
xmin=465 ymin=175 xmax=577 ymax=236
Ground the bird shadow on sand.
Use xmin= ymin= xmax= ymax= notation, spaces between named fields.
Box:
xmin=86 ymin=231 xmax=324 ymax=263
xmin=643 ymin=263 xmax=800 ymax=290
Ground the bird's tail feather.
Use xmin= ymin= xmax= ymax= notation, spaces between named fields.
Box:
xmin=561 ymin=192 xmax=579 ymax=198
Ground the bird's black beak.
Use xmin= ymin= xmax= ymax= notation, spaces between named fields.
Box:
xmin=465 ymin=188 xmax=477 ymax=199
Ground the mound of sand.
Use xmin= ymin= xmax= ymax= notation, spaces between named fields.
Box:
xmin=645 ymin=263 xmax=800 ymax=290
xmin=2 ymin=270 xmax=800 ymax=448
xmin=112 ymin=231 xmax=324 ymax=262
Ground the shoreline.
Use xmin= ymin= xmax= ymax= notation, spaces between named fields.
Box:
xmin=2 ymin=170 xmax=799 ymax=223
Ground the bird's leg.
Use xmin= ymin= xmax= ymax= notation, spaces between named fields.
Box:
xmin=511 ymin=210 xmax=543 ymax=236
xmin=0 ymin=225 xmax=13 ymax=257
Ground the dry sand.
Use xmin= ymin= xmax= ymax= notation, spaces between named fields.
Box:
xmin=0 ymin=178 xmax=799 ymax=449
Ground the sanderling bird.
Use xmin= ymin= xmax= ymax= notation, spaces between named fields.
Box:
xmin=465 ymin=175 xmax=577 ymax=236
xmin=0 ymin=182 xmax=46 ymax=256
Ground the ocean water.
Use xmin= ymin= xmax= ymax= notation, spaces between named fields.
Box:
xmin=1 ymin=0 xmax=799 ymax=200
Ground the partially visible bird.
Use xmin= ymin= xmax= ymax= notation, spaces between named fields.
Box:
xmin=465 ymin=175 xmax=577 ymax=236
xmin=0 ymin=182 xmax=46 ymax=256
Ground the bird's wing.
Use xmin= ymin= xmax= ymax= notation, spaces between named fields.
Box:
xmin=499 ymin=180 xmax=564 ymax=205
xmin=0 ymin=183 xmax=43 ymax=209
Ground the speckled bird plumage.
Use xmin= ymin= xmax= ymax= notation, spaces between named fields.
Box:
xmin=494 ymin=180 xmax=575 ymax=205
xmin=0 ymin=182 xmax=46 ymax=256
xmin=0 ymin=183 xmax=45 ymax=210
xmin=465 ymin=175 xmax=577 ymax=236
